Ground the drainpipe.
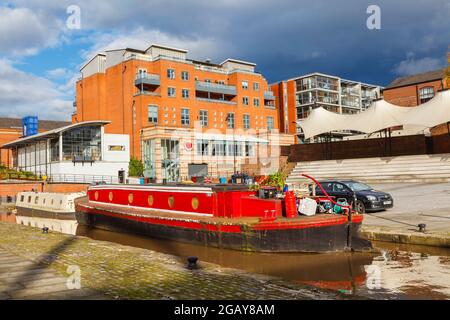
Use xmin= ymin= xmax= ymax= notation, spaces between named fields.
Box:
xmin=131 ymin=100 xmax=136 ymax=157
xmin=122 ymin=64 xmax=127 ymax=134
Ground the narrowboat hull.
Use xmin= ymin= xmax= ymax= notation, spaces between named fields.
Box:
xmin=75 ymin=183 xmax=371 ymax=253
xmin=75 ymin=209 xmax=365 ymax=252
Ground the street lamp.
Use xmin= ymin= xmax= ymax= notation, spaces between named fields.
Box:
xmin=225 ymin=114 xmax=237 ymax=175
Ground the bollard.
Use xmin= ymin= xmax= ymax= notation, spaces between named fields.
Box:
xmin=418 ymin=223 xmax=426 ymax=233
xmin=42 ymin=227 xmax=49 ymax=234
xmin=187 ymin=256 xmax=198 ymax=269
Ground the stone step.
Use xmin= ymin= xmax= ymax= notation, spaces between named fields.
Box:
xmin=290 ymin=154 xmax=450 ymax=165
xmin=288 ymin=170 xmax=450 ymax=177
xmin=288 ymin=174 xmax=450 ymax=182
xmin=287 ymin=178 xmax=450 ymax=184
xmin=292 ymin=161 xmax=450 ymax=170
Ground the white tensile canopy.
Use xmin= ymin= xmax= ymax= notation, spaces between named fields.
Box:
xmin=297 ymin=90 xmax=450 ymax=139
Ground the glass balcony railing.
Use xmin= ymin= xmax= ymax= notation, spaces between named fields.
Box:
xmin=264 ymin=90 xmax=275 ymax=100
xmin=134 ymin=73 xmax=160 ymax=86
xmin=195 ymin=81 xmax=237 ymax=96
xmin=196 ymin=97 xmax=237 ymax=105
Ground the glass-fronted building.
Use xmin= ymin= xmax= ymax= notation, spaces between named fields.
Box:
xmin=2 ymin=121 xmax=130 ymax=183
xmin=271 ymin=73 xmax=382 ymax=142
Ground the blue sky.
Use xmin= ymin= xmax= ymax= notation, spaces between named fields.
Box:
xmin=0 ymin=0 xmax=449 ymax=120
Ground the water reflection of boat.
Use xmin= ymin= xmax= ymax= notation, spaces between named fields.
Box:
xmin=76 ymin=224 xmax=374 ymax=290
xmin=15 ymin=192 xmax=85 ymax=235
xmin=75 ymin=184 xmax=371 ymax=253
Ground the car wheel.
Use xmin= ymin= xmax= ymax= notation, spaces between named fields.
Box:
xmin=356 ymin=200 xmax=366 ymax=213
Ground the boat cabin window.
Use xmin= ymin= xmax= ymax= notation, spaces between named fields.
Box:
xmin=43 ymin=198 xmax=46 ymax=204
xmin=35 ymin=197 xmax=39 ymax=204
xmin=28 ymin=196 xmax=31 ymax=203
xmin=20 ymin=195 xmax=24 ymax=202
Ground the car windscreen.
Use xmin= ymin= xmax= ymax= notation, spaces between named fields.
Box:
xmin=345 ymin=182 xmax=372 ymax=191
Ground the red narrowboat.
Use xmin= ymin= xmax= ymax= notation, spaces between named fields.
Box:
xmin=75 ymin=184 xmax=372 ymax=253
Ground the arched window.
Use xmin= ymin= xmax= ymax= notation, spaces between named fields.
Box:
xmin=419 ymin=87 xmax=434 ymax=104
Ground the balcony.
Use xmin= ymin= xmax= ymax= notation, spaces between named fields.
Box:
xmin=196 ymin=97 xmax=237 ymax=105
xmin=264 ymin=90 xmax=275 ymax=100
xmin=195 ymin=81 xmax=237 ymax=96
xmin=135 ymin=73 xmax=160 ymax=87
xmin=134 ymin=90 xmax=161 ymax=97
xmin=264 ymin=101 xmax=276 ymax=109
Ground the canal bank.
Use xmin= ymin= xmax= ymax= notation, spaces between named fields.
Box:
xmin=358 ymin=183 xmax=450 ymax=248
xmin=0 ymin=222 xmax=343 ymax=300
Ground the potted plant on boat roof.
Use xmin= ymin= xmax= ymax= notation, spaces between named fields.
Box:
xmin=267 ymin=171 xmax=287 ymax=193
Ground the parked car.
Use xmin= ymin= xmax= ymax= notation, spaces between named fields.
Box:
xmin=314 ymin=180 xmax=394 ymax=213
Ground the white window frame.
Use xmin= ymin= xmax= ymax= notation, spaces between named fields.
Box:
xmin=168 ymin=87 xmax=176 ymax=97
xmin=167 ymin=68 xmax=176 ymax=79
xmin=181 ymin=108 xmax=190 ymax=126
xmin=199 ymin=110 xmax=208 ymax=127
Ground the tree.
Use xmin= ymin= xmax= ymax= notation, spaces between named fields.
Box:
xmin=128 ymin=157 xmax=144 ymax=177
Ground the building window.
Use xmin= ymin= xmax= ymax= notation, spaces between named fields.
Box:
xmin=245 ymin=141 xmax=255 ymax=157
xmin=226 ymin=142 xmax=242 ymax=157
xmin=242 ymin=81 xmax=249 ymax=90
xmin=181 ymin=108 xmax=190 ymax=125
xmin=217 ymin=80 xmax=225 ymax=85
xmin=243 ymin=114 xmax=250 ymax=129
xmin=168 ymin=87 xmax=176 ymax=97
xmin=182 ymin=89 xmax=189 ymax=99
xmin=199 ymin=110 xmax=208 ymax=127
xmin=167 ymin=68 xmax=175 ymax=79
xmin=205 ymin=79 xmax=211 ymax=83
xmin=196 ymin=140 xmax=209 ymax=155
xmin=419 ymin=87 xmax=434 ymax=104
xmin=62 ymin=126 xmax=102 ymax=162
xmin=267 ymin=116 xmax=274 ymax=131
xmin=148 ymin=105 xmax=158 ymax=123
xmin=253 ymin=98 xmax=260 ymax=107
xmin=242 ymin=97 xmax=249 ymax=106
xmin=143 ymin=139 xmax=156 ymax=179
xmin=212 ymin=141 xmax=226 ymax=156
xmin=50 ymin=138 xmax=60 ymax=162
xmin=226 ymin=113 xmax=235 ymax=129
xmin=181 ymin=71 xmax=189 ymax=81
xmin=253 ymin=82 xmax=259 ymax=91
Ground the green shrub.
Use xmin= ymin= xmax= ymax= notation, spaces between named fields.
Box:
xmin=267 ymin=171 xmax=286 ymax=190
xmin=128 ymin=157 xmax=144 ymax=177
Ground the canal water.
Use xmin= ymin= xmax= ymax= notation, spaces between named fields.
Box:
xmin=2 ymin=210 xmax=449 ymax=299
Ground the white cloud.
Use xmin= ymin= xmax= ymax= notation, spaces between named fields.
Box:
xmin=0 ymin=6 xmax=62 ymax=56
xmin=0 ymin=59 xmax=71 ymax=120
xmin=392 ymin=56 xmax=445 ymax=76
xmin=81 ymin=27 xmax=225 ymax=62
xmin=46 ymin=67 xmax=73 ymax=79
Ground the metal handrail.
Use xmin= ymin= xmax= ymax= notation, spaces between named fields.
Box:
xmin=135 ymin=73 xmax=160 ymax=81
xmin=196 ymin=81 xmax=236 ymax=91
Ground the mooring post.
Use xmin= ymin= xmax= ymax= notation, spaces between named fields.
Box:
xmin=347 ymin=192 xmax=357 ymax=250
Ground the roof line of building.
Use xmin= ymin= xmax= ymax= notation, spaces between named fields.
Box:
xmin=269 ymin=72 xmax=383 ymax=88
xmin=2 ymin=121 xmax=111 ymax=148
xmin=220 ymin=58 xmax=256 ymax=67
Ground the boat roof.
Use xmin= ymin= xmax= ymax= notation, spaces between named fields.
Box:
xmin=89 ymin=183 xmax=253 ymax=192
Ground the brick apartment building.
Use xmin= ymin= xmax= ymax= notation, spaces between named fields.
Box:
xmin=270 ymin=73 xmax=382 ymax=142
xmin=383 ymin=68 xmax=447 ymax=107
xmin=383 ymin=65 xmax=449 ymax=135
xmin=74 ymin=44 xmax=293 ymax=182
xmin=0 ymin=118 xmax=70 ymax=168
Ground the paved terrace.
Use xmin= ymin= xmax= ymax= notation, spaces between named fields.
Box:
xmin=361 ymin=183 xmax=450 ymax=247
xmin=0 ymin=222 xmax=341 ymax=300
